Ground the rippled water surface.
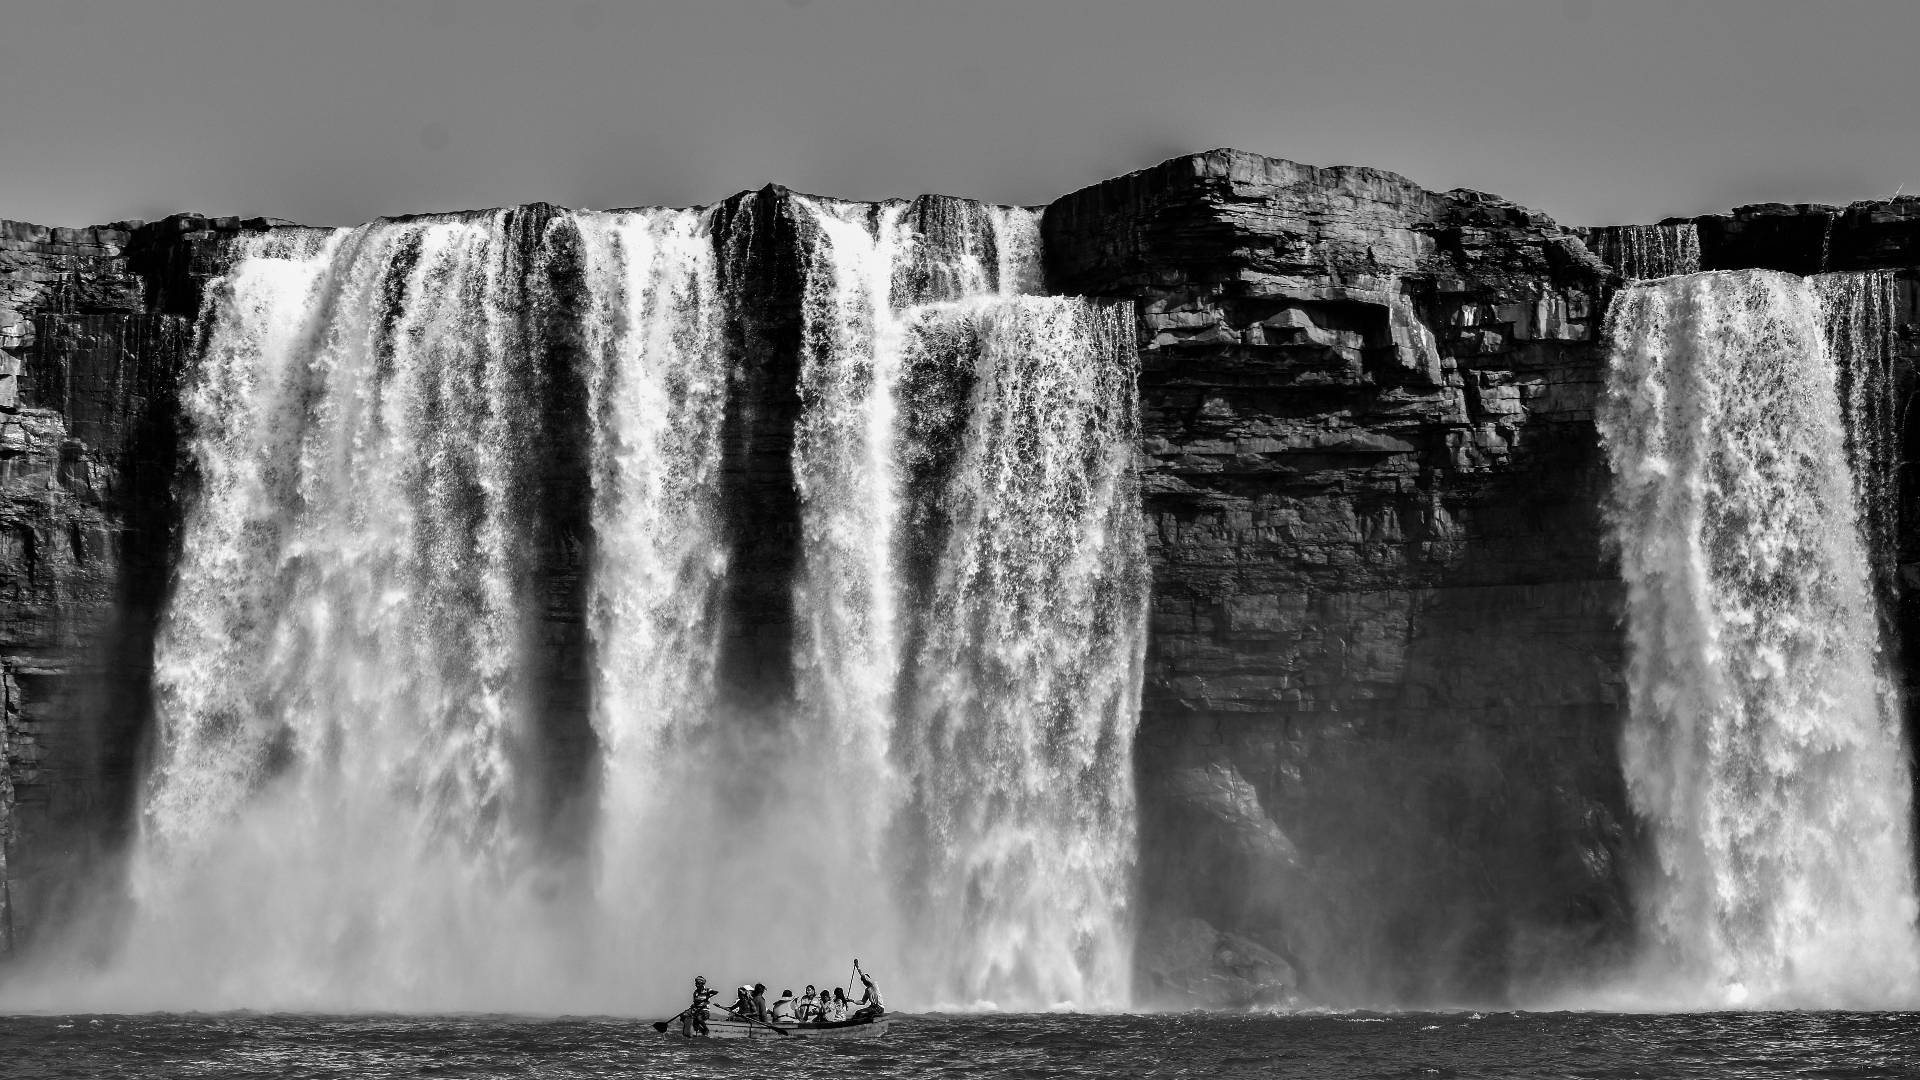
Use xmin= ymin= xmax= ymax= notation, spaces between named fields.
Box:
xmin=3 ymin=1010 xmax=1918 ymax=1078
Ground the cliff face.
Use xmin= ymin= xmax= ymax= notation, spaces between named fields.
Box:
xmin=1 ymin=152 xmax=1914 ymax=1008
xmin=0 ymin=215 xmax=256 ymax=947
xmin=1045 ymin=151 xmax=1630 ymax=1004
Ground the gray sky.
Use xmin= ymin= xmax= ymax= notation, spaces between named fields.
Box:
xmin=3 ymin=0 xmax=1916 ymax=229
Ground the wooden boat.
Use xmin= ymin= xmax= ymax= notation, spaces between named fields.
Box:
xmin=660 ymin=1011 xmax=893 ymax=1040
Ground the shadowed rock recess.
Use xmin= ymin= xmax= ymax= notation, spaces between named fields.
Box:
xmin=2 ymin=149 xmax=1918 ymax=1007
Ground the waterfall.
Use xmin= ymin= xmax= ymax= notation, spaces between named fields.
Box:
xmin=1582 ymin=224 xmax=1701 ymax=280
xmin=116 ymin=214 xmax=571 ymax=1008
xmin=577 ymin=208 xmax=735 ymax=958
xmin=791 ymin=196 xmax=913 ymax=839
xmin=787 ymin=194 xmax=1044 ymax=841
xmin=9 ymin=189 xmax=1148 ymax=1012
xmin=898 ymin=297 xmax=1147 ymax=1008
xmin=1600 ymin=269 xmax=1920 ymax=1008
xmin=791 ymin=198 xmax=1145 ymax=1007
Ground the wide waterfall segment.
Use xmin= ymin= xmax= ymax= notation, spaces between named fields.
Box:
xmin=1599 ymin=269 xmax=1920 ymax=1009
xmin=789 ymin=195 xmax=1145 ymax=1008
xmin=577 ymin=208 xmax=737 ymax=967
xmin=11 ymin=187 xmax=1149 ymax=1012
xmin=899 ymin=296 xmax=1148 ymax=1010
xmin=108 ymin=214 xmax=580 ymax=1010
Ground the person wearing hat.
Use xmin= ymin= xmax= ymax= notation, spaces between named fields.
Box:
xmin=680 ymin=975 xmax=719 ymax=1037
xmin=769 ymin=988 xmax=798 ymax=1023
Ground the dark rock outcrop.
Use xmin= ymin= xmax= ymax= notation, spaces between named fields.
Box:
xmin=1690 ymin=197 xmax=1920 ymax=277
xmin=1045 ymin=150 xmax=1630 ymax=1004
xmin=0 ymin=215 xmax=271 ymax=951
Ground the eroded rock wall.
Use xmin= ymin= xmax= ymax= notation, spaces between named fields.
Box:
xmin=1045 ymin=150 xmax=1632 ymax=1005
xmin=0 ymin=216 xmax=248 ymax=952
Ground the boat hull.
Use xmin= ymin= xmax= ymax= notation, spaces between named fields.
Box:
xmin=666 ymin=1015 xmax=892 ymax=1040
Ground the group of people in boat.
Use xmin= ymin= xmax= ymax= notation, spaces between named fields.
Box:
xmin=678 ymin=960 xmax=885 ymax=1035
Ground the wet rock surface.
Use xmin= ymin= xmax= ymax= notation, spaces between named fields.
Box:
xmin=0 ymin=215 xmax=259 ymax=952
xmin=1045 ymin=149 xmax=1631 ymax=1004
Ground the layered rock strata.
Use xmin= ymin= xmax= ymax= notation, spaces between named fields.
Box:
xmin=1045 ymin=150 xmax=1630 ymax=1004
xmin=0 ymin=216 xmax=268 ymax=951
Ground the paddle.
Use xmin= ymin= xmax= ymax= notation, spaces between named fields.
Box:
xmin=651 ymin=1003 xmax=792 ymax=1037
xmin=723 ymin=1004 xmax=793 ymax=1037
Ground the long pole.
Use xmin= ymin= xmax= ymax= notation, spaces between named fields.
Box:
xmin=848 ymin=957 xmax=859 ymax=1004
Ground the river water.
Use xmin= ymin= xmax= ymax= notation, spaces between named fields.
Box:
xmin=3 ymin=1011 xmax=1916 ymax=1078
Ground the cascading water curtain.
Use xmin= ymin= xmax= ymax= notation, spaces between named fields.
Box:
xmin=114 ymin=215 xmax=571 ymax=1010
xmin=1600 ymin=269 xmax=1920 ymax=1008
xmin=577 ymin=208 xmax=736 ymax=982
xmin=1585 ymin=224 xmax=1701 ymax=281
xmin=52 ymin=191 xmax=1144 ymax=1012
xmin=790 ymin=198 xmax=1149 ymax=1007
xmin=792 ymin=197 xmax=912 ymax=825
xmin=898 ymin=297 xmax=1147 ymax=1010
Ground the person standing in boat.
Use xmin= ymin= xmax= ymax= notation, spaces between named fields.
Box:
xmin=850 ymin=961 xmax=886 ymax=1020
xmin=680 ymin=975 xmax=719 ymax=1038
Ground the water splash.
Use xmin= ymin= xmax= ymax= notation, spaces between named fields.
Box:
xmin=1600 ymin=269 xmax=1920 ymax=1009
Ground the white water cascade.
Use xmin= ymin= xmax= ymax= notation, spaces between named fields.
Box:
xmin=1600 ymin=269 xmax=1920 ymax=1008
xmin=101 ymin=215 xmax=575 ymax=1009
xmin=576 ymin=209 xmax=739 ymax=975
xmin=6 ymin=191 xmax=1150 ymax=1013
xmin=1584 ymin=224 xmax=1702 ymax=281
xmin=791 ymin=198 xmax=1147 ymax=1008
xmin=899 ymin=297 xmax=1147 ymax=1008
